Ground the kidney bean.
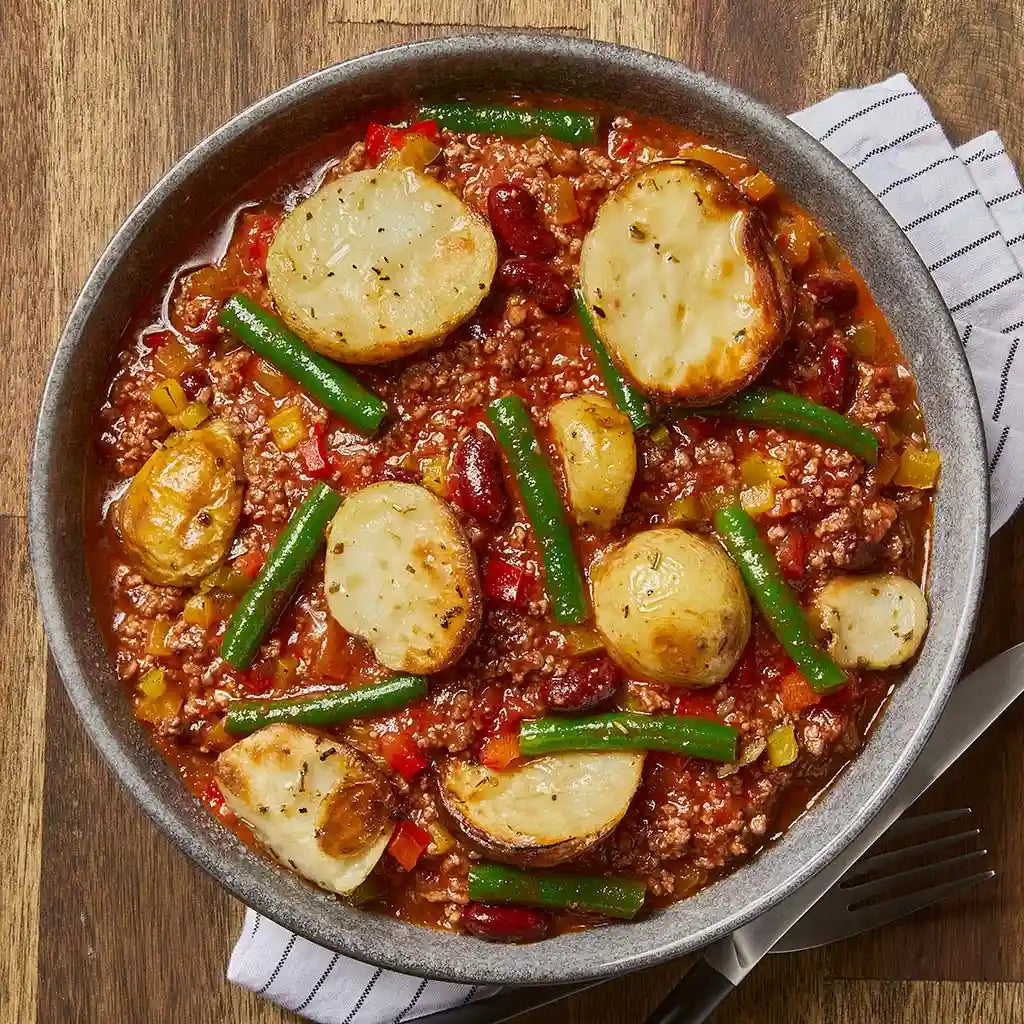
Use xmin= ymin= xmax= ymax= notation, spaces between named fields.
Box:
xmin=179 ymin=368 xmax=210 ymax=399
xmin=499 ymin=258 xmax=572 ymax=314
xmin=462 ymin=902 xmax=551 ymax=943
xmin=804 ymin=273 xmax=859 ymax=315
xmin=542 ymin=656 xmax=621 ymax=712
xmin=378 ymin=463 xmax=422 ymax=484
xmin=819 ymin=338 xmax=853 ymax=411
xmin=487 ymin=184 xmax=557 ymax=259
xmin=450 ymin=429 xmax=507 ymax=523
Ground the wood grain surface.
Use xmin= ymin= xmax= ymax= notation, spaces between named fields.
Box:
xmin=5 ymin=0 xmax=1024 ymax=1021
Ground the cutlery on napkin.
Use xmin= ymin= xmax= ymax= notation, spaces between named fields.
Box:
xmin=228 ymin=74 xmax=1024 ymax=1024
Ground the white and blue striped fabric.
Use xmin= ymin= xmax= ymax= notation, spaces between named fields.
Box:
xmin=227 ymin=75 xmax=1024 ymax=1023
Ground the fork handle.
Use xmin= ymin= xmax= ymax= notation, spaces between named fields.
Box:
xmin=644 ymin=958 xmax=735 ymax=1024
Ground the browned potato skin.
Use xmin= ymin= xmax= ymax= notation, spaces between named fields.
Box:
xmin=117 ymin=421 xmax=244 ymax=586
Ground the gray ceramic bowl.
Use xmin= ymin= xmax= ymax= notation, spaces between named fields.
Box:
xmin=30 ymin=33 xmax=988 ymax=985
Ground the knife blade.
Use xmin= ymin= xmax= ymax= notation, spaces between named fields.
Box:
xmin=647 ymin=641 xmax=1024 ymax=1024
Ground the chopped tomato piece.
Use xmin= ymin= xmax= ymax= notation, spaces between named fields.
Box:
xmin=297 ymin=434 xmax=332 ymax=479
xmin=241 ymin=665 xmax=274 ymax=695
xmin=778 ymin=671 xmax=820 ymax=714
xmin=239 ymin=212 xmax=281 ymax=276
xmin=365 ymin=120 xmax=441 ymax=166
xmin=609 ymin=131 xmax=637 ymax=159
xmin=776 ymin=530 xmax=806 ymax=581
xmin=233 ymin=548 xmax=264 ymax=579
xmin=483 ymin=557 xmax=528 ymax=606
xmin=387 ymin=820 xmax=432 ymax=871
xmin=479 ymin=732 xmax=521 ymax=770
xmin=380 ymin=730 xmax=429 ymax=783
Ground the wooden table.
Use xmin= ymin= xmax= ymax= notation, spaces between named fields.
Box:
xmin=5 ymin=1 xmax=1024 ymax=1021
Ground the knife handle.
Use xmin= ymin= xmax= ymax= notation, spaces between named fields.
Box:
xmin=644 ymin=958 xmax=735 ymax=1024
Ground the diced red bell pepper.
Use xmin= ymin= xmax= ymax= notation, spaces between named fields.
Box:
xmin=672 ymin=693 xmax=719 ymax=721
xmin=609 ymin=131 xmax=637 ymax=159
xmin=142 ymin=329 xmax=175 ymax=350
xmin=776 ymin=530 xmax=807 ymax=581
xmin=380 ymin=730 xmax=429 ymax=783
xmin=479 ymin=732 xmax=521 ymax=771
xmin=297 ymin=434 xmax=332 ymax=479
xmin=233 ymin=548 xmax=264 ymax=579
xmin=365 ymin=120 xmax=440 ymax=166
xmin=201 ymin=780 xmax=226 ymax=814
xmin=387 ymin=820 xmax=433 ymax=871
xmin=483 ymin=557 xmax=528 ymax=606
xmin=779 ymin=671 xmax=820 ymax=714
xmin=241 ymin=665 xmax=274 ymax=695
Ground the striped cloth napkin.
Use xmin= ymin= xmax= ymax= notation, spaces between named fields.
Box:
xmin=227 ymin=74 xmax=1024 ymax=1023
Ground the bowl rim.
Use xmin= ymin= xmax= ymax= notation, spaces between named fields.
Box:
xmin=30 ymin=30 xmax=989 ymax=985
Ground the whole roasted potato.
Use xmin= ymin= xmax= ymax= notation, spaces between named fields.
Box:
xmin=549 ymin=393 xmax=636 ymax=531
xmin=117 ymin=421 xmax=244 ymax=586
xmin=592 ymin=527 xmax=751 ymax=687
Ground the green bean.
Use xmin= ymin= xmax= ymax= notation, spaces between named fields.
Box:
xmin=690 ymin=387 xmax=879 ymax=464
xmin=486 ymin=395 xmax=588 ymax=623
xmin=220 ymin=482 xmax=341 ymax=669
xmin=225 ymin=675 xmax=427 ymax=736
xmin=518 ymin=713 xmax=738 ymax=763
xmin=713 ymin=504 xmax=846 ymax=692
xmin=418 ymin=103 xmax=598 ymax=145
xmin=574 ymin=290 xmax=654 ymax=430
xmin=468 ymin=864 xmax=646 ymax=920
xmin=219 ymin=295 xmax=388 ymax=434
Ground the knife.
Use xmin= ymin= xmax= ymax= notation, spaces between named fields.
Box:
xmin=646 ymin=641 xmax=1024 ymax=1024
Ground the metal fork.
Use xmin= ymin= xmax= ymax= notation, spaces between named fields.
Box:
xmin=416 ymin=807 xmax=994 ymax=1024
xmin=771 ymin=806 xmax=993 ymax=953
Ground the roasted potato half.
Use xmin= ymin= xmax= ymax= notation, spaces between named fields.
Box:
xmin=438 ymin=751 xmax=644 ymax=867
xmin=324 ymin=482 xmax=482 ymax=674
xmin=549 ymin=393 xmax=637 ymax=531
xmin=579 ymin=160 xmax=794 ymax=404
xmin=117 ymin=421 xmax=244 ymax=586
xmin=216 ymin=725 xmax=395 ymax=896
xmin=813 ymin=573 xmax=929 ymax=670
xmin=592 ymin=527 xmax=751 ymax=687
xmin=267 ymin=168 xmax=497 ymax=364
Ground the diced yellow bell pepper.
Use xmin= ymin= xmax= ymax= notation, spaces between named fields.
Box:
xmin=846 ymin=323 xmax=877 ymax=360
xmin=170 ymin=401 xmax=211 ymax=430
xmin=739 ymin=170 xmax=776 ymax=202
xmin=274 ymin=654 xmax=298 ymax=688
xmin=138 ymin=667 xmax=167 ymax=699
xmin=420 ymin=456 xmax=448 ymax=497
xmin=740 ymin=453 xmax=787 ymax=488
xmin=267 ymin=406 xmax=308 ymax=451
xmin=740 ymin=482 xmax=775 ymax=516
xmin=150 ymin=378 xmax=188 ymax=417
xmin=200 ymin=565 xmax=251 ymax=597
xmin=648 ymin=424 xmax=672 ymax=451
xmin=894 ymin=448 xmax=941 ymax=489
xmin=667 ymin=494 xmax=704 ymax=523
xmin=204 ymin=718 xmax=235 ymax=752
xmin=146 ymin=620 xmax=172 ymax=657
xmin=700 ymin=487 xmax=739 ymax=516
xmin=383 ymin=133 xmax=441 ymax=173
xmin=876 ymin=451 xmax=900 ymax=485
xmin=183 ymin=593 xmax=221 ymax=628
xmin=766 ymin=724 xmax=799 ymax=768
xmin=251 ymin=358 xmax=292 ymax=398
xmin=136 ymin=683 xmax=183 ymax=726
xmin=562 ymin=625 xmax=604 ymax=656
xmin=152 ymin=338 xmax=197 ymax=379
xmin=424 ymin=819 xmax=456 ymax=856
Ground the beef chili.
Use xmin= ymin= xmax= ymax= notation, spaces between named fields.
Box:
xmin=85 ymin=97 xmax=939 ymax=941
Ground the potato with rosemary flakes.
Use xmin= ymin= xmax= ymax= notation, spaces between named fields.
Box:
xmin=267 ymin=168 xmax=497 ymax=364
xmin=117 ymin=420 xmax=244 ymax=586
xmin=579 ymin=159 xmax=794 ymax=404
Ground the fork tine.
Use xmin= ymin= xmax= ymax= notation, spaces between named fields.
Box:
xmin=880 ymin=807 xmax=972 ymax=842
xmin=842 ymin=827 xmax=981 ymax=884
xmin=841 ymin=870 xmax=995 ymax=937
xmin=844 ymin=849 xmax=989 ymax=905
